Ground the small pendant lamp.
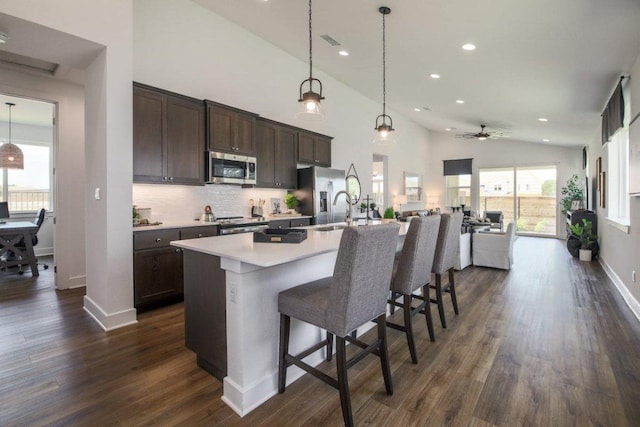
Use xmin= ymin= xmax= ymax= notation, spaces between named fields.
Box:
xmin=295 ymin=0 xmax=326 ymax=122
xmin=373 ymin=6 xmax=395 ymax=145
xmin=0 ymin=102 xmax=24 ymax=169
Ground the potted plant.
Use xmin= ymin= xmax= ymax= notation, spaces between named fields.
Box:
xmin=382 ymin=207 xmax=396 ymax=223
xmin=560 ymin=174 xmax=584 ymax=215
xmin=284 ymin=193 xmax=298 ymax=213
xmin=570 ymin=218 xmax=597 ymax=261
xmin=360 ymin=202 xmax=367 ymax=213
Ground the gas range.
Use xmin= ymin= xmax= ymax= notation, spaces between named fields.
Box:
xmin=216 ymin=216 xmax=269 ymax=235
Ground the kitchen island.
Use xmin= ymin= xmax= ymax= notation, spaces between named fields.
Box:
xmin=171 ymin=222 xmax=409 ymax=417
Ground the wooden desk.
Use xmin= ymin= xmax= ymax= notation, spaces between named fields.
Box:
xmin=0 ymin=221 xmax=39 ymax=277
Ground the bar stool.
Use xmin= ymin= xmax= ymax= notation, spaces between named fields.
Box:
xmin=278 ymin=224 xmax=400 ymax=427
xmin=386 ymin=216 xmax=441 ymax=363
xmin=431 ymin=212 xmax=464 ymax=328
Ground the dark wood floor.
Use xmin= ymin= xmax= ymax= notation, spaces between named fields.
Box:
xmin=2 ymin=239 xmax=640 ymax=426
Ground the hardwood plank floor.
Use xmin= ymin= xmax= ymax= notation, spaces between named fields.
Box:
xmin=1 ymin=238 xmax=640 ymax=426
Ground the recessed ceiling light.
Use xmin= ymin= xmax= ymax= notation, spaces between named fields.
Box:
xmin=543 ymin=138 xmax=550 ymax=142
xmin=538 ymin=118 xmax=548 ymax=122
xmin=445 ymin=127 xmax=452 ymax=131
xmin=429 ymin=73 xmax=441 ymax=79
xmin=462 ymin=43 xmax=476 ymax=51
xmin=338 ymin=50 xmax=349 ymax=56
xmin=0 ymin=32 xmax=8 ymax=44
xmin=456 ymin=100 xmax=465 ymax=104
xmin=414 ymin=108 xmax=421 ymax=112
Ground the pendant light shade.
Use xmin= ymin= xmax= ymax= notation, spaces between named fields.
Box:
xmin=0 ymin=103 xmax=24 ymax=169
xmin=373 ymin=6 xmax=395 ymax=145
xmin=295 ymin=0 xmax=326 ymax=122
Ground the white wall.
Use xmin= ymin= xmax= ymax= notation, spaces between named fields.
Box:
xmin=426 ymin=132 xmax=583 ymax=237
xmin=587 ymin=53 xmax=640 ymax=318
xmin=133 ymin=0 xmax=431 ymax=216
xmin=1 ymin=0 xmax=136 ymax=329
xmin=0 ymin=67 xmax=85 ymax=286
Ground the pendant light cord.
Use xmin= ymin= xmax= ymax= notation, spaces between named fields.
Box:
xmin=6 ymin=103 xmax=13 ymax=145
xmin=382 ymin=11 xmax=386 ymax=117
xmin=308 ymin=0 xmax=313 ymax=80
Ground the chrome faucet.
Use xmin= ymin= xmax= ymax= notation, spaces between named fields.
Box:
xmin=333 ymin=190 xmax=353 ymax=225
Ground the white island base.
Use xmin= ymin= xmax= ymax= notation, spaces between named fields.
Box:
xmin=173 ymin=223 xmax=408 ymax=416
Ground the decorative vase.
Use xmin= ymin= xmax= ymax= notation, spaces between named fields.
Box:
xmin=579 ymin=249 xmax=592 ymax=262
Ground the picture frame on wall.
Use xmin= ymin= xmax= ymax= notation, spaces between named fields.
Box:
xmin=599 ymin=172 xmax=606 ymax=208
xmin=596 ymin=157 xmax=602 ymax=190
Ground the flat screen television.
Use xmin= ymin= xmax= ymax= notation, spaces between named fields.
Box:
xmin=0 ymin=202 xmax=9 ymax=224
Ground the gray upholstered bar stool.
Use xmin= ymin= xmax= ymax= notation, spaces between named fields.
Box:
xmin=431 ymin=212 xmax=464 ymax=328
xmin=278 ymin=224 xmax=400 ymax=427
xmin=386 ymin=216 xmax=441 ymax=364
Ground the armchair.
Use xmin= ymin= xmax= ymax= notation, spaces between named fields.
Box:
xmin=484 ymin=210 xmax=504 ymax=231
xmin=472 ymin=222 xmax=516 ymax=270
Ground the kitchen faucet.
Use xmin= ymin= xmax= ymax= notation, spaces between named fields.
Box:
xmin=333 ymin=190 xmax=354 ymax=225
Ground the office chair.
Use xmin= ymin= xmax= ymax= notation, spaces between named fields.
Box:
xmin=17 ymin=208 xmax=49 ymax=274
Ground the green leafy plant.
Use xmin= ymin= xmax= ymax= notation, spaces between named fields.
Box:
xmin=570 ymin=218 xmax=597 ymax=250
xmin=560 ymin=174 xmax=584 ymax=215
xmin=360 ymin=202 xmax=367 ymax=213
xmin=369 ymin=202 xmax=377 ymax=210
xmin=284 ymin=193 xmax=298 ymax=210
xmin=383 ymin=207 xmax=395 ymax=219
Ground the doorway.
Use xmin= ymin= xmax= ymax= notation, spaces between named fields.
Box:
xmin=372 ymin=154 xmax=388 ymax=210
xmin=0 ymin=93 xmax=56 ymax=279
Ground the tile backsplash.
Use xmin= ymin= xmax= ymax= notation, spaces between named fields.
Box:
xmin=133 ymin=183 xmax=287 ymax=222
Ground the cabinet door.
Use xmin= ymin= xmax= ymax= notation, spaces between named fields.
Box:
xmin=297 ymin=132 xmax=315 ymax=164
xmin=255 ymin=121 xmax=277 ymax=188
xmin=275 ymin=126 xmax=297 ymax=189
xmin=234 ymin=113 xmax=256 ymax=155
xmin=314 ymin=135 xmax=332 ymax=167
xmin=207 ymin=103 xmax=235 ymax=153
xmin=134 ymin=246 xmax=183 ymax=308
xmin=166 ymin=96 xmax=205 ymax=185
xmin=290 ymin=218 xmax=310 ymax=227
xmin=180 ymin=225 xmax=219 ymax=239
xmin=133 ymin=86 xmax=166 ymax=183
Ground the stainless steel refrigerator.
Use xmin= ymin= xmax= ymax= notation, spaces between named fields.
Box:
xmin=293 ymin=167 xmax=347 ymax=225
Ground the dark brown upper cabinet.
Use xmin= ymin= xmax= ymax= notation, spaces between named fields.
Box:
xmin=206 ymin=100 xmax=258 ymax=156
xmin=297 ymin=130 xmax=332 ymax=167
xmin=256 ymin=119 xmax=297 ymax=189
xmin=133 ymin=83 xmax=205 ymax=185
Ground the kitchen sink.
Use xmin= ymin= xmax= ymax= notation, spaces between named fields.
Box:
xmin=313 ymin=225 xmax=348 ymax=232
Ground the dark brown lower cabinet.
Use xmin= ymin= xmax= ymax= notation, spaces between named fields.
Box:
xmin=134 ymin=246 xmax=184 ymax=310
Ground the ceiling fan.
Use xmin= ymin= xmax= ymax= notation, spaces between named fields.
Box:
xmin=457 ymin=124 xmax=508 ymax=140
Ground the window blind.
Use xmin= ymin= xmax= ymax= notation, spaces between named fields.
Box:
xmin=602 ymin=78 xmax=625 ymax=145
xmin=443 ymin=158 xmax=472 ymax=176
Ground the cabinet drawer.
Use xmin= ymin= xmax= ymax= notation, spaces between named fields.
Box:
xmin=290 ymin=218 xmax=310 ymax=227
xmin=134 ymin=229 xmax=180 ymax=250
xmin=269 ymin=219 xmax=290 ymax=229
xmin=181 ymin=225 xmax=219 ymax=240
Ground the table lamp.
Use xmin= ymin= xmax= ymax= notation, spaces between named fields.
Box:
xmin=395 ymin=194 xmax=408 ymax=214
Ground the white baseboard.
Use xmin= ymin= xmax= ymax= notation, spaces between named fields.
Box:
xmin=599 ymin=258 xmax=640 ymax=322
xmin=34 ymin=247 xmax=53 ymax=257
xmin=83 ymin=295 xmax=137 ymax=331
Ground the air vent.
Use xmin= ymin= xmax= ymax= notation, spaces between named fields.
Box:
xmin=320 ymin=34 xmax=341 ymax=47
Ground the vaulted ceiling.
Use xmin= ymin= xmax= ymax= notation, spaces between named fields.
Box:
xmin=195 ymin=0 xmax=640 ymax=147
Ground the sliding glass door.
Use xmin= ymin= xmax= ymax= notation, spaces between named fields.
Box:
xmin=479 ymin=165 xmax=557 ymax=236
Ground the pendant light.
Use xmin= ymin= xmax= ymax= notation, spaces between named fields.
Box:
xmin=295 ymin=0 xmax=325 ymax=122
xmin=0 ymin=103 xmax=24 ymax=169
xmin=373 ymin=6 xmax=395 ymax=145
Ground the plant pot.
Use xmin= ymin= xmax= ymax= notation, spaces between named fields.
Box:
xmin=381 ymin=218 xmax=396 ymax=224
xmin=579 ymin=249 xmax=592 ymax=262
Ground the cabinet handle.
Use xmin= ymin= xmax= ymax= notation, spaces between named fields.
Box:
xmin=198 ymin=233 xmax=203 ymax=238
xmin=155 ymin=238 xmax=162 ymax=242
xmin=175 ymin=248 xmax=182 ymax=253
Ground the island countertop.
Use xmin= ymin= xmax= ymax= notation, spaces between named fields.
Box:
xmin=171 ymin=222 xmax=409 ymax=268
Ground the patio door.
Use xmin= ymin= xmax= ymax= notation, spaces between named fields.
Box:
xmin=479 ymin=165 xmax=557 ymax=236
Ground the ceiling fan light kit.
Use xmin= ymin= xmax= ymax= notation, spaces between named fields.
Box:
xmin=373 ymin=6 xmax=395 ymax=145
xmin=457 ymin=124 xmax=507 ymax=141
xmin=295 ymin=0 xmax=326 ymax=122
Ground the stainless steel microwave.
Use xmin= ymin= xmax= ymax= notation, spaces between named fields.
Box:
xmin=207 ymin=151 xmax=257 ymax=185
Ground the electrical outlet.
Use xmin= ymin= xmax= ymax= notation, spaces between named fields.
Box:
xmin=229 ymin=282 xmax=237 ymax=303
xmin=633 ymin=271 xmax=637 ymax=283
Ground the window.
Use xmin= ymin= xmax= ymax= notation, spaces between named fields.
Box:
xmin=606 ymin=79 xmax=630 ymax=226
xmin=445 ymin=174 xmax=471 ymax=207
xmin=0 ymin=95 xmax=54 ymax=213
